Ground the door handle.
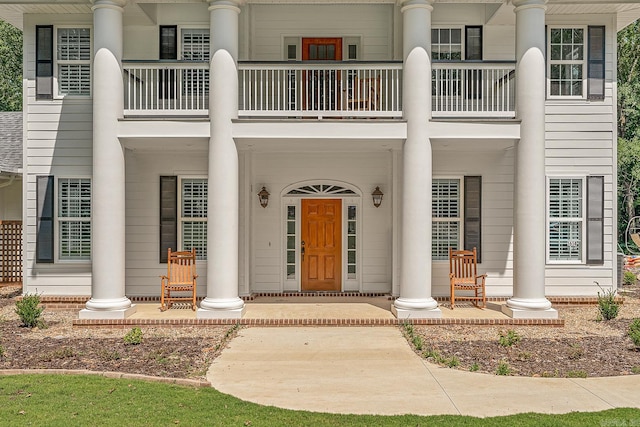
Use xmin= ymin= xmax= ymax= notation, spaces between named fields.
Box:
xmin=301 ymin=240 xmax=305 ymax=261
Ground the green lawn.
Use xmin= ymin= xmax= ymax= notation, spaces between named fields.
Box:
xmin=1 ymin=374 xmax=639 ymax=426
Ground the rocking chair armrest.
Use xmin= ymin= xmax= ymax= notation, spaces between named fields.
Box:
xmin=193 ymin=274 xmax=199 ymax=279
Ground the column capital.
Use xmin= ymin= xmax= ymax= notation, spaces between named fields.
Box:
xmin=512 ymin=0 xmax=547 ymax=13
xmin=91 ymin=0 xmax=127 ymax=12
xmin=398 ymin=0 xmax=433 ymax=13
xmin=208 ymin=0 xmax=244 ymax=13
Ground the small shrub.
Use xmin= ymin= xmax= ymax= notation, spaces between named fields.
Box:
xmin=411 ymin=335 xmax=423 ymax=351
xmin=495 ymin=360 xmax=511 ymax=376
xmin=517 ymin=351 xmax=532 ymax=362
xmin=422 ymin=348 xmax=440 ymax=360
xmin=541 ymin=369 xmax=560 ymax=378
xmin=15 ymin=293 xmax=44 ymax=328
xmin=623 ymin=270 xmax=637 ymax=286
xmin=403 ymin=323 xmax=414 ymax=337
xmin=123 ymin=327 xmax=143 ymax=345
xmin=568 ymin=343 xmax=584 ymax=360
xmin=595 ymin=281 xmax=619 ymax=321
xmin=631 ymin=366 xmax=640 ymax=374
xmin=99 ymin=349 xmax=121 ymax=361
xmin=469 ymin=363 xmax=479 ymax=372
xmin=446 ymin=356 xmax=460 ymax=368
xmin=0 ymin=344 xmax=5 ymax=358
xmin=498 ymin=330 xmax=521 ymax=347
xmin=628 ymin=318 xmax=640 ymax=349
xmin=566 ymin=370 xmax=587 ymax=378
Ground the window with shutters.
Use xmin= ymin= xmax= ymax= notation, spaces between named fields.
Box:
xmin=432 ymin=178 xmax=461 ymax=260
xmin=548 ymin=178 xmax=584 ymax=262
xmin=56 ymin=28 xmax=91 ymax=96
xmin=180 ymin=178 xmax=207 ymax=260
xmin=547 ymin=26 xmax=606 ymax=99
xmin=58 ymin=178 xmax=91 ymax=260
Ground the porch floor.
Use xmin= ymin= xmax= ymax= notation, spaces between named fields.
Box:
xmin=73 ymin=296 xmax=565 ymax=327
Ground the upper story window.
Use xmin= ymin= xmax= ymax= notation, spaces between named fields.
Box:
xmin=548 ymin=28 xmax=584 ymax=97
xmin=56 ymin=28 xmax=91 ymax=96
xmin=36 ymin=26 xmax=91 ymax=99
xmin=547 ymin=26 xmax=605 ymax=100
xmin=432 ymin=29 xmax=462 ymax=61
xmin=431 ymin=27 xmax=482 ymax=61
xmin=181 ymin=29 xmax=210 ymax=61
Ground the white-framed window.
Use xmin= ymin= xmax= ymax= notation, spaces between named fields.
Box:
xmin=548 ymin=27 xmax=585 ymax=98
xmin=432 ymin=178 xmax=461 ymax=260
xmin=180 ymin=178 xmax=207 ymax=260
xmin=432 ymin=28 xmax=462 ymax=61
xmin=181 ymin=28 xmax=209 ymax=97
xmin=56 ymin=27 xmax=91 ymax=96
xmin=346 ymin=204 xmax=357 ymax=280
xmin=57 ymin=178 xmax=91 ymax=261
xmin=285 ymin=205 xmax=297 ymax=279
xmin=547 ymin=177 xmax=584 ymax=262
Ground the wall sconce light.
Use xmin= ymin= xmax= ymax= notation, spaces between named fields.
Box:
xmin=371 ymin=186 xmax=384 ymax=208
xmin=257 ymin=186 xmax=270 ymax=208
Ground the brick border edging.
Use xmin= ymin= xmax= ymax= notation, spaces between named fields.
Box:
xmin=0 ymin=369 xmax=211 ymax=387
xmin=73 ymin=318 xmax=565 ymax=327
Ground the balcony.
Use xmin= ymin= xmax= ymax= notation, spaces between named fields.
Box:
xmin=432 ymin=62 xmax=516 ymax=118
xmin=122 ymin=61 xmax=516 ymax=119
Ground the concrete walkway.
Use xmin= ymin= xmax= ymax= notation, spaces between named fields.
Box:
xmin=207 ymin=327 xmax=640 ymax=417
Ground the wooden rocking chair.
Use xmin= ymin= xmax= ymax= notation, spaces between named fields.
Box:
xmin=347 ymin=75 xmax=381 ymax=111
xmin=160 ymin=248 xmax=198 ymax=311
xmin=449 ymin=247 xmax=486 ymax=309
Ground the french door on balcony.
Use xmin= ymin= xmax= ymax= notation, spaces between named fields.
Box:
xmin=301 ymin=38 xmax=342 ymax=111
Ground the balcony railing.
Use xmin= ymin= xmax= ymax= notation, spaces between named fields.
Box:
xmin=238 ymin=62 xmax=403 ymax=118
xmin=123 ymin=61 xmax=209 ymax=115
xmin=122 ymin=61 xmax=516 ymax=119
xmin=432 ymin=62 xmax=516 ymax=118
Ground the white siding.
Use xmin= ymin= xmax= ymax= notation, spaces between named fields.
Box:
xmin=248 ymin=4 xmax=393 ymax=60
xmin=543 ymin=14 xmax=617 ymax=294
xmin=23 ymin=15 xmax=94 ymax=296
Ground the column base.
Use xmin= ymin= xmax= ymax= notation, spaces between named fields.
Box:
xmin=197 ymin=306 xmax=245 ymax=320
xmin=392 ymin=305 xmax=442 ymax=319
xmin=79 ymin=305 xmax=137 ymax=320
xmin=502 ymin=305 xmax=558 ymax=319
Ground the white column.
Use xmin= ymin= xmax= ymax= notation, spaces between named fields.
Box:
xmin=393 ymin=0 xmax=441 ymax=319
xmin=504 ymin=0 xmax=557 ymax=319
xmin=80 ymin=0 xmax=135 ymax=319
xmin=198 ymin=0 xmax=245 ymax=319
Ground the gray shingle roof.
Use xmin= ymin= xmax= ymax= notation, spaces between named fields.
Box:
xmin=0 ymin=112 xmax=23 ymax=175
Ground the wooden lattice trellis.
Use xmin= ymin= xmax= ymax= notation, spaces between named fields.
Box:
xmin=0 ymin=220 xmax=22 ymax=283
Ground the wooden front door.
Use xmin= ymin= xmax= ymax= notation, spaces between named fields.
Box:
xmin=301 ymin=199 xmax=342 ymax=291
xmin=301 ymin=38 xmax=342 ymax=111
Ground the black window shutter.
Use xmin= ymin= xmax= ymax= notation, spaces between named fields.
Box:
xmin=159 ymin=26 xmax=177 ymax=100
xmin=159 ymin=176 xmax=178 ymax=263
xmin=464 ymin=176 xmax=482 ymax=263
xmin=36 ymin=175 xmax=54 ymax=263
xmin=588 ymin=26 xmax=605 ymax=100
xmin=586 ymin=176 xmax=604 ymax=264
xmin=159 ymin=26 xmax=177 ymax=60
xmin=36 ymin=25 xmax=54 ymax=99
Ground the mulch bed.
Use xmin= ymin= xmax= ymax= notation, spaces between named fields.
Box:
xmin=1 ymin=283 xmax=640 ymax=379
